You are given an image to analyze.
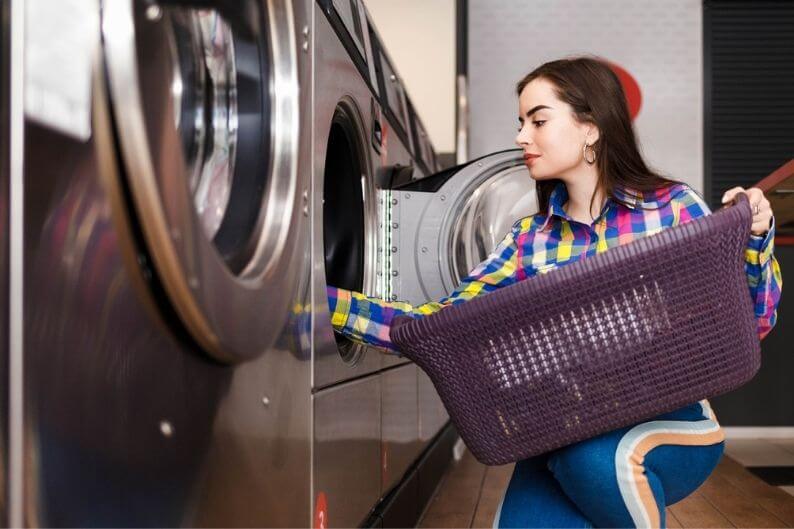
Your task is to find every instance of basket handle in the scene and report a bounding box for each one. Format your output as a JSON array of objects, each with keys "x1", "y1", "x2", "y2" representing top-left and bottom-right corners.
[{"x1": 717, "y1": 190, "x2": 750, "y2": 211}]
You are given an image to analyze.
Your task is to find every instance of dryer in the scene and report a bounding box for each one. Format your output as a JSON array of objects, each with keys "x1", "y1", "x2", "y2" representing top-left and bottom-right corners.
[{"x1": 17, "y1": 0, "x2": 314, "y2": 525}]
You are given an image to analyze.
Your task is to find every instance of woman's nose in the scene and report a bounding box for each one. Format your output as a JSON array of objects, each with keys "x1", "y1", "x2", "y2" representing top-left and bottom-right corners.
[{"x1": 515, "y1": 129, "x2": 529, "y2": 147}]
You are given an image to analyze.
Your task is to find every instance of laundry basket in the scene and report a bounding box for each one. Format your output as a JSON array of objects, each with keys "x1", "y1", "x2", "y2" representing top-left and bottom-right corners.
[{"x1": 389, "y1": 192, "x2": 761, "y2": 465}]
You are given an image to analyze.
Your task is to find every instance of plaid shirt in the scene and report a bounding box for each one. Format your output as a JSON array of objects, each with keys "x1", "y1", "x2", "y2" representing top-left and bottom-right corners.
[{"x1": 327, "y1": 181, "x2": 782, "y2": 353}]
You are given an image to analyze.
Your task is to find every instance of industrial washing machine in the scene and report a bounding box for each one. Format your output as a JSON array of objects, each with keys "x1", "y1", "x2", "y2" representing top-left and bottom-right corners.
[
  {"x1": 12, "y1": 0, "x2": 314, "y2": 525},
  {"x1": 310, "y1": 0, "x2": 447, "y2": 525}
]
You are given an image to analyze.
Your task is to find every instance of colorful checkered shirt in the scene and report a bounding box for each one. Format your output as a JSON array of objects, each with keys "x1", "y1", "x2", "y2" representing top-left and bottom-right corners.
[{"x1": 326, "y1": 181, "x2": 782, "y2": 353}]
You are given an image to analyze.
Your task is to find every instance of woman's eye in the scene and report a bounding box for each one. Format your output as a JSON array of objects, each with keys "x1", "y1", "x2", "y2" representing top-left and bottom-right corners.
[{"x1": 533, "y1": 120, "x2": 546, "y2": 127}]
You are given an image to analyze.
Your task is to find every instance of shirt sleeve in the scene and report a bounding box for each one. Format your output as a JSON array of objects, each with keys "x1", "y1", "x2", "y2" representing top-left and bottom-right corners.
[
  {"x1": 672, "y1": 184, "x2": 782, "y2": 340},
  {"x1": 326, "y1": 218, "x2": 525, "y2": 352}
]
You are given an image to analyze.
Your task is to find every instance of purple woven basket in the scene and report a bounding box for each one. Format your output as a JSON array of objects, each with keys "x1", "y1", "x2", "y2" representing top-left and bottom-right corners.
[{"x1": 390, "y1": 193, "x2": 761, "y2": 465}]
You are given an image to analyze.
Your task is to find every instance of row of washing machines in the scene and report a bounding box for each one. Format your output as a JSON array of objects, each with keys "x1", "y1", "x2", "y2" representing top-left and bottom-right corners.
[{"x1": 0, "y1": 0, "x2": 538, "y2": 526}]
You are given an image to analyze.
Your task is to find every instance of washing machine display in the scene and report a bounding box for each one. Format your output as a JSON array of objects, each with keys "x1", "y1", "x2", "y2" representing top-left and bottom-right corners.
[{"x1": 102, "y1": 0, "x2": 303, "y2": 362}]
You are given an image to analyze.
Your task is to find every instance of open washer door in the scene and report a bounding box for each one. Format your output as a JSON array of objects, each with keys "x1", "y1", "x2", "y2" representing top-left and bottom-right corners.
[
  {"x1": 101, "y1": 0, "x2": 303, "y2": 362},
  {"x1": 387, "y1": 149, "x2": 537, "y2": 306}
]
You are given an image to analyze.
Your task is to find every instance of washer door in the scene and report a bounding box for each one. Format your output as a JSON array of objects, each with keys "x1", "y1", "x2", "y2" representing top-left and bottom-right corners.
[
  {"x1": 101, "y1": 0, "x2": 303, "y2": 362},
  {"x1": 388, "y1": 149, "x2": 537, "y2": 305}
]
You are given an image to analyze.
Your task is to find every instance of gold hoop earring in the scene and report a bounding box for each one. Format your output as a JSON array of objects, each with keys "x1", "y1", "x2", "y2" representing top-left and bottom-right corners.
[{"x1": 583, "y1": 142, "x2": 596, "y2": 164}]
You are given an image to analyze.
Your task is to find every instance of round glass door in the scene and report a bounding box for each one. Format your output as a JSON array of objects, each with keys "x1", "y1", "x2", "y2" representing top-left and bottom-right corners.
[{"x1": 102, "y1": 0, "x2": 303, "y2": 362}]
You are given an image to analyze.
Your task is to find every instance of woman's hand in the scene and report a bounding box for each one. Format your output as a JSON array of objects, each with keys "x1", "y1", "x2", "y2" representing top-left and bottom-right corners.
[{"x1": 721, "y1": 186, "x2": 773, "y2": 236}]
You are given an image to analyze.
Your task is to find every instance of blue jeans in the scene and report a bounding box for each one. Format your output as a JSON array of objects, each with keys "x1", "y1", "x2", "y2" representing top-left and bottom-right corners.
[{"x1": 493, "y1": 400, "x2": 725, "y2": 528}]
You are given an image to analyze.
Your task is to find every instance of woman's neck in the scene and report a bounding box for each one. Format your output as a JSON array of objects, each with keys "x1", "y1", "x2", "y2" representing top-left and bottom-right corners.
[{"x1": 562, "y1": 181, "x2": 607, "y2": 225}]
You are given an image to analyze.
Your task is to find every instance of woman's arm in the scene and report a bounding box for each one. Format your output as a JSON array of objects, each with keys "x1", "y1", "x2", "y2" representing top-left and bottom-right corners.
[
  {"x1": 326, "y1": 218, "x2": 526, "y2": 352},
  {"x1": 673, "y1": 185, "x2": 782, "y2": 340}
]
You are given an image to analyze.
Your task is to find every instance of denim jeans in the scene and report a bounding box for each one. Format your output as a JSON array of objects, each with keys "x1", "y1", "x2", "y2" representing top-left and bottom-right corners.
[{"x1": 493, "y1": 400, "x2": 725, "y2": 528}]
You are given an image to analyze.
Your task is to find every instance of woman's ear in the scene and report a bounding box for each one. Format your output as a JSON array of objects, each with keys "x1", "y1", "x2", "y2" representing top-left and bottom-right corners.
[{"x1": 586, "y1": 125, "x2": 600, "y2": 145}]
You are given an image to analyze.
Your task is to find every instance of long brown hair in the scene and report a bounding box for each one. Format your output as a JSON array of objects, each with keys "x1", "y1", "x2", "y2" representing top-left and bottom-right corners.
[{"x1": 516, "y1": 55, "x2": 684, "y2": 215}]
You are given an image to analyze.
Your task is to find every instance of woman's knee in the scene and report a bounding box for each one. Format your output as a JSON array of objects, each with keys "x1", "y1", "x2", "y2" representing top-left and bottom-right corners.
[
  {"x1": 546, "y1": 437, "x2": 621, "y2": 496},
  {"x1": 647, "y1": 440, "x2": 726, "y2": 505}
]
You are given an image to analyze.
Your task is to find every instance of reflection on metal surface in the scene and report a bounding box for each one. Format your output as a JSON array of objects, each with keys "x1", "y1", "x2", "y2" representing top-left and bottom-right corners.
[
  {"x1": 168, "y1": 9, "x2": 238, "y2": 241},
  {"x1": 450, "y1": 165, "x2": 536, "y2": 280}
]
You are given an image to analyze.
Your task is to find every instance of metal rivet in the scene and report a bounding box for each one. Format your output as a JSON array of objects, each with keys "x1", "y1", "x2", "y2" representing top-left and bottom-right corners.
[
  {"x1": 302, "y1": 25, "x2": 309, "y2": 36},
  {"x1": 390, "y1": 74, "x2": 397, "y2": 82},
  {"x1": 405, "y1": 193, "x2": 411, "y2": 199},
  {"x1": 440, "y1": 195, "x2": 446, "y2": 201},
  {"x1": 392, "y1": 222, "x2": 399, "y2": 229},
  {"x1": 302, "y1": 41, "x2": 309, "y2": 52},
  {"x1": 262, "y1": 396, "x2": 270, "y2": 407},
  {"x1": 303, "y1": 205, "x2": 309, "y2": 216},
  {"x1": 391, "y1": 294, "x2": 398, "y2": 301},
  {"x1": 377, "y1": 271, "x2": 383, "y2": 276},
  {"x1": 391, "y1": 198, "x2": 398, "y2": 205},
  {"x1": 421, "y1": 247, "x2": 428, "y2": 253},
  {"x1": 145, "y1": 5, "x2": 162, "y2": 21},
  {"x1": 303, "y1": 189, "x2": 309, "y2": 201},
  {"x1": 477, "y1": 162, "x2": 483, "y2": 167},
  {"x1": 391, "y1": 246, "x2": 397, "y2": 252},
  {"x1": 379, "y1": 198, "x2": 383, "y2": 204},
  {"x1": 160, "y1": 420, "x2": 173, "y2": 437},
  {"x1": 391, "y1": 270, "x2": 399, "y2": 276}
]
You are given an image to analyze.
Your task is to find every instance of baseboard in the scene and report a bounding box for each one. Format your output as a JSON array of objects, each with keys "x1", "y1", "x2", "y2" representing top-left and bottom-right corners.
[{"x1": 723, "y1": 427, "x2": 794, "y2": 439}]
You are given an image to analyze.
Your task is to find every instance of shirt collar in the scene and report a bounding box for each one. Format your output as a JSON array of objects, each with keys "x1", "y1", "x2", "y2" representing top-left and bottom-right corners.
[{"x1": 537, "y1": 181, "x2": 643, "y2": 232}]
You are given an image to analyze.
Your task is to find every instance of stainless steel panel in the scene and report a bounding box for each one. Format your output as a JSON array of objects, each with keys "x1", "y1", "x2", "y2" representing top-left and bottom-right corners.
[
  {"x1": 380, "y1": 363, "x2": 419, "y2": 495},
  {"x1": 377, "y1": 51, "x2": 408, "y2": 136},
  {"x1": 418, "y1": 370, "x2": 448, "y2": 445},
  {"x1": 330, "y1": 0, "x2": 366, "y2": 60},
  {"x1": 314, "y1": 374, "x2": 381, "y2": 528},
  {"x1": 312, "y1": 4, "x2": 384, "y2": 387}
]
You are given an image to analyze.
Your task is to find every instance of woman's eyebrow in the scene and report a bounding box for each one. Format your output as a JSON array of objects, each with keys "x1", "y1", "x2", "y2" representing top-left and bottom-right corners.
[
  {"x1": 518, "y1": 105, "x2": 552, "y2": 121},
  {"x1": 526, "y1": 105, "x2": 552, "y2": 117}
]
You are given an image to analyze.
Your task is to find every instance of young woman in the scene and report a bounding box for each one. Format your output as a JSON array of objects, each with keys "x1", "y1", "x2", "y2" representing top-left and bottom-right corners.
[{"x1": 326, "y1": 56, "x2": 782, "y2": 528}]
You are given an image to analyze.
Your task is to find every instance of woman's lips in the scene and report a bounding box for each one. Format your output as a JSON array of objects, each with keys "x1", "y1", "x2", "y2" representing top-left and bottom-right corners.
[{"x1": 524, "y1": 154, "x2": 540, "y2": 165}]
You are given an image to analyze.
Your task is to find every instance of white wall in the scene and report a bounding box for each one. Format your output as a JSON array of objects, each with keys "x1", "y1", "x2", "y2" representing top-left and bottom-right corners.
[
  {"x1": 362, "y1": 0, "x2": 456, "y2": 154},
  {"x1": 468, "y1": 0, "x2": 704, "y2": 193}
]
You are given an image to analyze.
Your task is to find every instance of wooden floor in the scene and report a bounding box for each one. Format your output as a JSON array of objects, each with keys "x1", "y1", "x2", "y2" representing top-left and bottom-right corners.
[{"x1": 418, "y1": 445, "x2": 794, "y2": 528}]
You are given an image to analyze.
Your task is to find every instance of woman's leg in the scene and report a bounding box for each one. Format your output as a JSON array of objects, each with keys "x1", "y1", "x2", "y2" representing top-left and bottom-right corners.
[
  {"x1": 546, "y1": 399, "x2": 725, "y2": 528},
  {"x1": 494, "y1": 453, "x2": 594, "y2": 528}
]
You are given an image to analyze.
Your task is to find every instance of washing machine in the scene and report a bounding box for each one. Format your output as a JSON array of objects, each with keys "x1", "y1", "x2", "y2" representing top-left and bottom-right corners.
[
  {"x1": 15, "y1": 0, "x2": 314, "y2": 525},
  {"x1": 308, "y1": 1, "x2": 541, "y2": 526},
  {"x1": 309, "y1": 0, "x2": 450, "y2": 526}
]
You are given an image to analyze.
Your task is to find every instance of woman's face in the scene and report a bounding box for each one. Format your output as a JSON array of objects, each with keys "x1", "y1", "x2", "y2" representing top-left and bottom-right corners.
[{"x1": 514, "y1": 78, "x2": 597, "y2": 181}]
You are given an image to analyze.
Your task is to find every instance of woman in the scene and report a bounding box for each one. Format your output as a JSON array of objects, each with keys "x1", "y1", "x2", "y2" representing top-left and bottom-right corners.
[{"x1": 326, "y1": 56, "x2": 782, "y2": 528}]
